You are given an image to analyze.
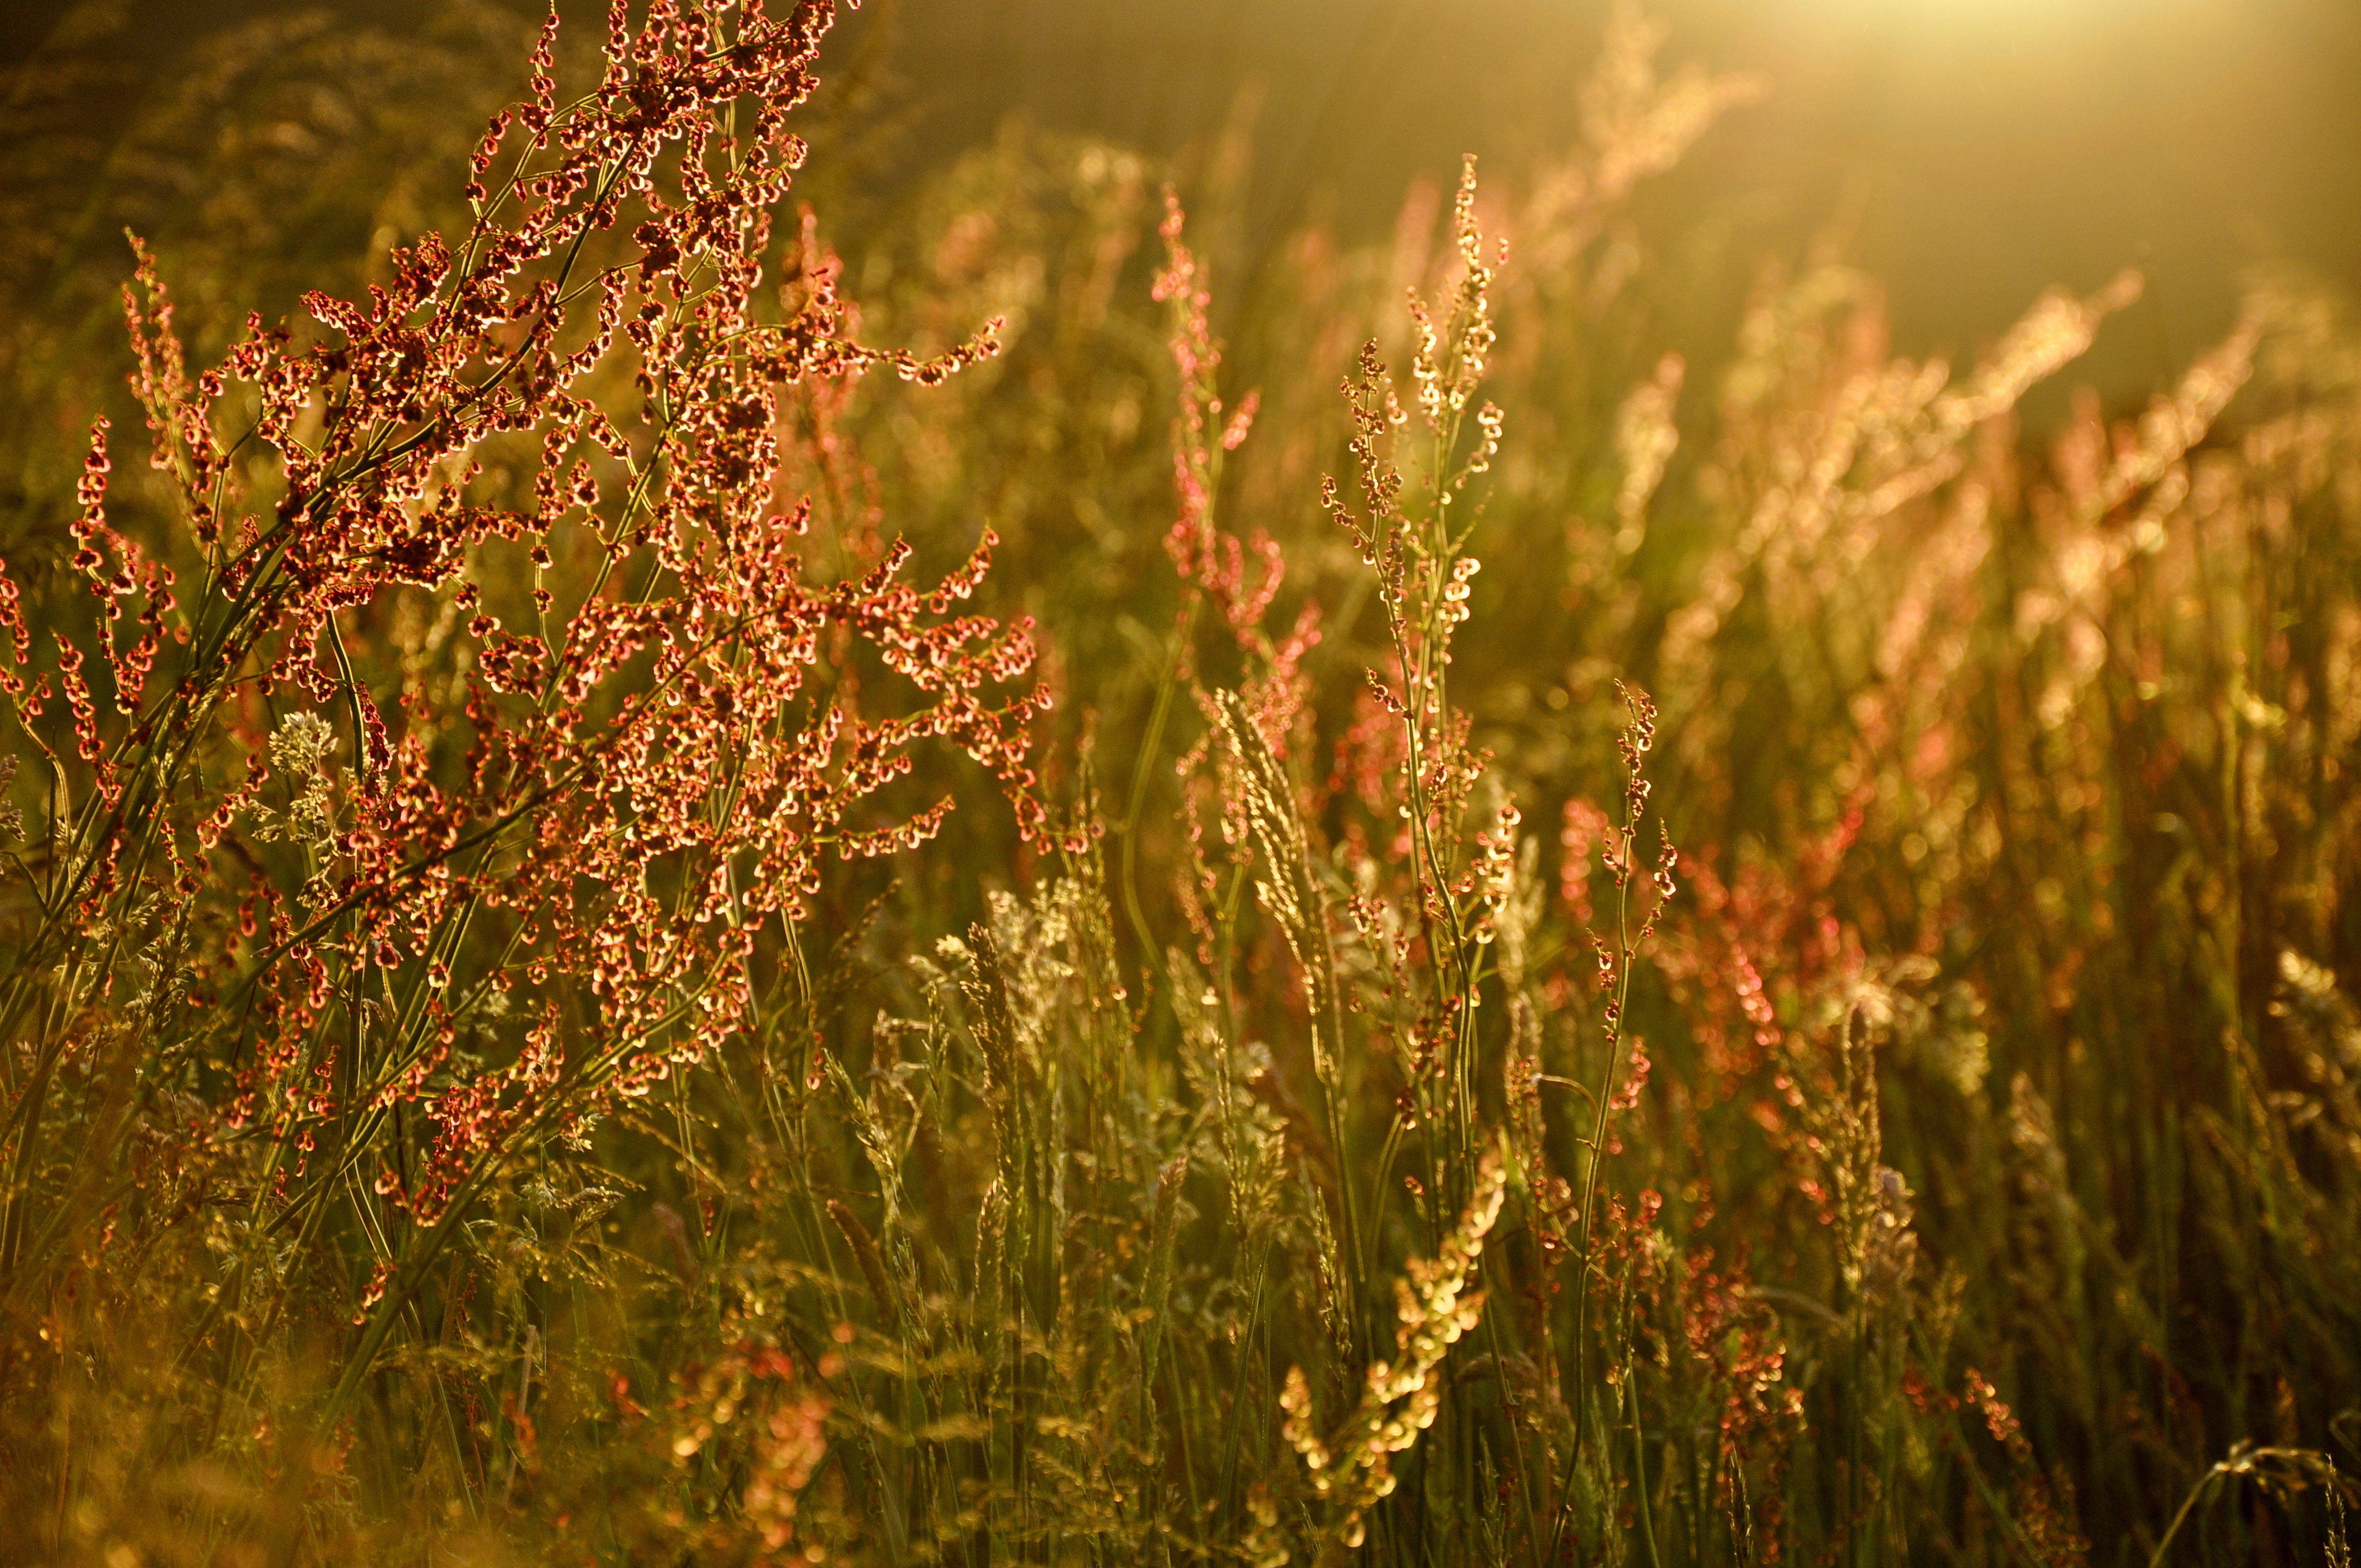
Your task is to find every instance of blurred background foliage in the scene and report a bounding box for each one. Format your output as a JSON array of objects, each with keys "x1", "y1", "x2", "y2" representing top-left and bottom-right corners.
[{"x1": 8, "y1": 0, "x2": 2360, "y2": 418}]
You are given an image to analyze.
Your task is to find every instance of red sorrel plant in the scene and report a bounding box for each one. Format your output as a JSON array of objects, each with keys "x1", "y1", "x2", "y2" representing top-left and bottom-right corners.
[
  {"x1": 0, "y1": 0, "x2": 1056, "y2": 1495},
  {"x1": 1130, "y1": 187, "x2": 1320, "y2": 984}
]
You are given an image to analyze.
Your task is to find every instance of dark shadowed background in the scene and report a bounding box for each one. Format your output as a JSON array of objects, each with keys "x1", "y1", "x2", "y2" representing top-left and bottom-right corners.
[{"x1": 5, "y1": 0, "x2": 2358, "y2": 421}]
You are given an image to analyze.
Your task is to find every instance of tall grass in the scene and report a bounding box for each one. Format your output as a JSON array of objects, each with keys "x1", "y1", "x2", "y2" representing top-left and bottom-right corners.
[{"x1": 2, "y1": 2, "x2": 2359, "y2": 1564}]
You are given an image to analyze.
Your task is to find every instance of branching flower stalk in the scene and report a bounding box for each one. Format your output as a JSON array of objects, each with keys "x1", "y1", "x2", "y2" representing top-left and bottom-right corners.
[
  {"x1": 1548, "y1": 680, "x2": 1676, "y2": 1562},
  {"x1": 1124, "y1": 189, "x2": 1284, "y2": 980},
  {"x1": 0, "y1": 0, "x2": 1064, "y2": 1419},
  {"x1": 1321, "y1": 155, "x2": 1507, "y2": 1223}
]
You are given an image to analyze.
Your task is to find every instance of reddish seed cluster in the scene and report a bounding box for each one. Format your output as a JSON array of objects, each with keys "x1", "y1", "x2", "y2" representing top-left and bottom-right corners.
[
  {"x1": 1649, "y1": 795, "x2": 1895, "y2": 1215},
  {"x1": 663, "y1": 1333, "x2": 831, "y2": 1553},
  {"x1": 1150, "y1": 191, "x2": 1276, "y2": 638},
  {"x1": 1960, "y1": 1369, "x2": 2093, "y2": 1563},
  {"x1": 1150, "y1": 196, "x2": 1333, "y2": 967},
  {"x1": 1557, "y1": 797, "x2": 1611, "y2": 924},
  {"x1": 0, "y1": 0, "x2": 1066, "y2": 1319}
]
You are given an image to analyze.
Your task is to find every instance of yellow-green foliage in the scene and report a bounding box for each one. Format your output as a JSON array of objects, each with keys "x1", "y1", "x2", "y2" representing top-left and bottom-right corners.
[{"x1": 2, "y1": 3, "x2": 2358, "y2": 1565}]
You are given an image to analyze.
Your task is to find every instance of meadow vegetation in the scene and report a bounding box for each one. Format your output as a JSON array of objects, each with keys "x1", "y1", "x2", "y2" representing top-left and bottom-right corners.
[{"x1": 2, "y1": 1, "x2": 2359, "y2": 1562}]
